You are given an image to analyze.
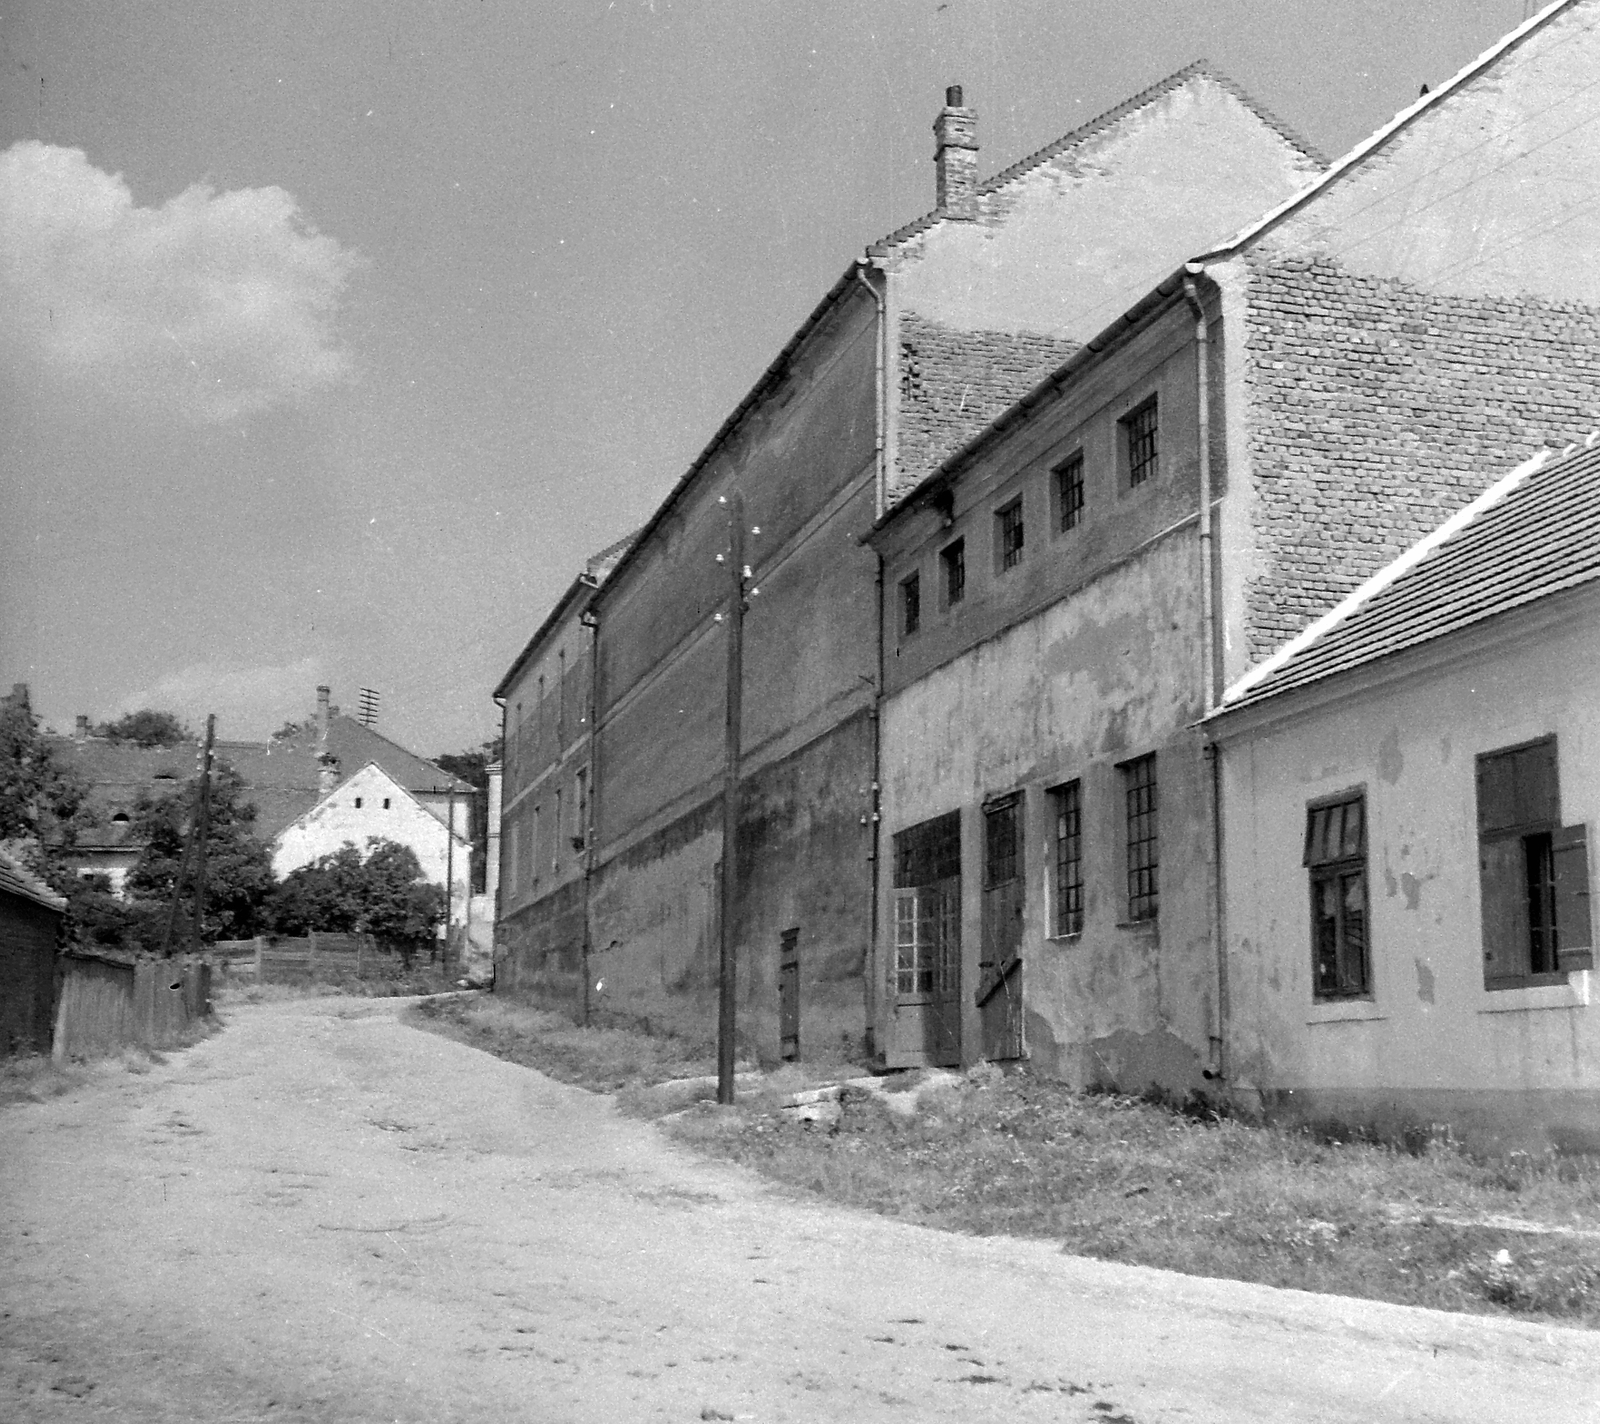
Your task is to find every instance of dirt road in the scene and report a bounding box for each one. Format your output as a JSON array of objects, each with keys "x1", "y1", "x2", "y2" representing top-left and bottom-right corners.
[{"x1": 2, "y1": 996, "x2": 1596, "y2": 1423}]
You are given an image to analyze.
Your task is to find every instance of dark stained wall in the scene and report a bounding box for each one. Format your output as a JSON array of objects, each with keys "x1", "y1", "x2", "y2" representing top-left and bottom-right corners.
[{"x1": 1, "y1": 893, "x2": 60, "y2": 1055}]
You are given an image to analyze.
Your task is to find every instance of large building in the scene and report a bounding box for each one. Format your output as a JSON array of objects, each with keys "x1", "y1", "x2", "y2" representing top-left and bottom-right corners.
[{"x1": 495, "y1": 68, "x2": 1324, "y2": 1058}]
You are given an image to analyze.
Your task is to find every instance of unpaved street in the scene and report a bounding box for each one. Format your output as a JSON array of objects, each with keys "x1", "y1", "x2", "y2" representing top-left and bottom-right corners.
[{"x1": 2, "y1": 997, "x2": 1596, "y2": 1423}]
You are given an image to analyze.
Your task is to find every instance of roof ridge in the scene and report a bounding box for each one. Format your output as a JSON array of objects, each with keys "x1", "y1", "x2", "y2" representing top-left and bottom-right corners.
[
  {"x1": 1190, "y1": 0, "x2": 1582, "y2": 264},
  {"x1": 328, "y1": 712, "x2": 471, "y2": 791},
  {"x1": 1219, "y1": 447, "x2": 1553, "y2": 706},
  {"x1": 869, "y1": 62, "x2": 1324, "y2": 255}
]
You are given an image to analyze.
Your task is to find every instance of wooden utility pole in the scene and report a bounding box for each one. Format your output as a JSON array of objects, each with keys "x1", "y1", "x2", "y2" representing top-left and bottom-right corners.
[
  {"x1": 717, "y1": 494, "x2": 748, "y2": 1105},
  {"x1": 444, "y1": 786, "x2": 456, "y2": 966},
  {"x1": 190, "y1": 715, "x2": 215, "y2": 955}
]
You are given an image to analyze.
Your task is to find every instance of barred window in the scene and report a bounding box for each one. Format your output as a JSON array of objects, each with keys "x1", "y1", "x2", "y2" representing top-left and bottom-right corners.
[
  {"x1": 1051, "y1": 780, "x2": 1083, "y2": 936},
  {"x1": 1122, "y1": 398, "x2": 1159, "y2": 487},
  {"x1": 900, "y1": 570, "x2": 921, "y2": 638},
  {"x1": 1055, "y1": 451, "x2": 1084, "y2": 532},
  {"x1": 996, "y1": 498, "x2": 1024, "y2": 571},
  {"x1": 1122, "y1": 754, "x2": 1158, "y2": 921},
  {"x1": 1305, "y1": 792, "x2": 1369, "y2": 999},
  {"x1": 941, "y1": 539, "x2": 966, "y2": 607}
]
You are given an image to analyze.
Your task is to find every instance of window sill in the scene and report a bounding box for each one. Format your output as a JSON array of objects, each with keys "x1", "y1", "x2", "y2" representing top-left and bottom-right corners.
[
  {"x1": 1305, "y1": 999, "x2": 1384, "y2": 1025},
  {"x1": 1114, "y1": 918, "x2": 1159, "y2": 933},
  {"x1": 1478, "y1": 973, "x2": 1592, "y2": 1013},
  {"x1": 1046, "y1": 930, "x2": 1083, "y2": 944}
]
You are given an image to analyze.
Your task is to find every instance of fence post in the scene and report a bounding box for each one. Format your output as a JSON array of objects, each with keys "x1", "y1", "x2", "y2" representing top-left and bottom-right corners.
[
  {"x1": 254, "y1": 936, "x2": 263, "y2": 980},
  {"x1": 308, "y1": 930, "x2": 318, "y2": 984}
]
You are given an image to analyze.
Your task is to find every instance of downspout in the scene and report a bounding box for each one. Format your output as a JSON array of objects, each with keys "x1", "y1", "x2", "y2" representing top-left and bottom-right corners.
[
  {"x1": 580, "y1": 594, "x2": 600, "y2": 1028},
  {"x1": 855, "y1": 260, "x2": 888, "y2": 1057},
  {"x1": 491, "y1": 693, "x2": 506, "y2": 993},
  {"x1": 1183, "y1": 272, "x2": 1228, "y2": 1085}
]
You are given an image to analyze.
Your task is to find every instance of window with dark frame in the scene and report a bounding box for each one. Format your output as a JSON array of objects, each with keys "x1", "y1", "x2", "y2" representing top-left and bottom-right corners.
[
  {"x1": 1477, "y1": 737, "x2": 1594, "y2": 986},
  {"x1": 1051, "y1": 780, "x2": 1084, "y2": 936},
  {"x1": 1055, "y1": 451, "x2": 1085, "y2": 532},
  {"x1": 553, "y1": 789, "x2": 563, "y2": 871},
  {"x1": 996, "y1": 497, "x2": 1024, "y2": 571},
  {"x1": 1122, "y1": 397, "x2": 1159, "y2": 487},
  {"x1": 1305, "y1": 792, "x2": 1370, "y2": 1000},
  {"x1": 891, "y1": 811, "x2": 961, "y2": 1000},
  {"x1": 900, "y1": 570, "x2": 921, "y2": 637},
  {"x1": 1122, "y1": 754, "x2": 1158, "y2": 921},
  {"x1": 941, "y1": 539, "x2": 966, "y2": 607}
]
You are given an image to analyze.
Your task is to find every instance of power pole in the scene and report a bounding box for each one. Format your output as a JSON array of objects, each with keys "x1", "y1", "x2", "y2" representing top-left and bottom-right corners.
[
  {"x1": 718, "y1": 494, "x2": 750, "y2": 1105},
  {"x1": 190, "y1": 714, "x2": 215, "y2": 955},
  {"x1": 444, "y1": 786, "x2": 456, "y2": 966}
]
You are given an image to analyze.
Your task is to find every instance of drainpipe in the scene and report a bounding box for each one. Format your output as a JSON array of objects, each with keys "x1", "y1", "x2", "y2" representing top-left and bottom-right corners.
[
  {"x1": 855, "y1": 259, "x2": 888, "y2": 1056},
  {"x1": 1183, "y1": 272, "x2": 1228, "y2": 1085}
]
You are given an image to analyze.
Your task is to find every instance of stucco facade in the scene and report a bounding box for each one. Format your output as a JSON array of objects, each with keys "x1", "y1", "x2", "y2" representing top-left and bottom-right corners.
[{"x1": 1213, "y1": 584, "x2": 1600, "y2": 1154}]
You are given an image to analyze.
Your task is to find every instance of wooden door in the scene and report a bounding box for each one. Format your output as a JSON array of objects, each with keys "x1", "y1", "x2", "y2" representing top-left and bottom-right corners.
[
  {"x1": 979, "y1": 796, "x2": 1024, "y2": 1061},
  {"x1": 886, "y1": 810, "x2": 962, "y2": 1068},
  {"x1": 778, "y1": 927, "x2": 800, "y2": 1061}
]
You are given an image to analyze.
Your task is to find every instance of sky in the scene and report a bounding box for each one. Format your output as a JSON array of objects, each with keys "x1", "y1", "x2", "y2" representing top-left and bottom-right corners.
[{"x1": 0, "y1": 0, "x2": 1543, "y2": 756}]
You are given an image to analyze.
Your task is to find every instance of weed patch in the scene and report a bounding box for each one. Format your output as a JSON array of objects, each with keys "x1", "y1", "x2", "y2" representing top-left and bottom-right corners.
[{"x1": 0, "y1": 1054, "x2": 89, "y2": 1106}]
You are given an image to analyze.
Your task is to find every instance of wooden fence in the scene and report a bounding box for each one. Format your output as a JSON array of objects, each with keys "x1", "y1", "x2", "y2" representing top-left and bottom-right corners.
[
  {"x1": 212, "y1": 933, "x2": 453, "y2": 985},
  {"x1": 52, "y1": 952, "x2": 212, "y2": 1062}
]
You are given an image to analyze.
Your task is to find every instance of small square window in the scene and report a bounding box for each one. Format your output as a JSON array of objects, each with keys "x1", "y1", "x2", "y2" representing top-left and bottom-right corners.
[
  {"x1": 940, "y1": 539, "x2": 966, "y2": 607},
  {"x1": 1122, "y1": 398, "x2": 1159, "y2": 487},
  {"x1": 354, "y1": 797, "x2": 363, "y2": 809},
  {"x1": 899, "y1": 570, "x2": 921, "y2": 637},
  {"x1": 995, "y1": 498, "x2": 1024, "y2": 571},
  {"x1": 1055, "y1": 452, "x2": 1084, "y2": 532},
  {"x1": 382, "y1": 797, "x2": 391, "y2": 809}
]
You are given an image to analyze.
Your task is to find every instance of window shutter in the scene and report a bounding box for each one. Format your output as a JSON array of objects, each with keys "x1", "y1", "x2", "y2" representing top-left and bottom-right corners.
[
  {"x1": 1479, "y1": 837, "x2": 1528, "y2": 986},
  {"x1": 1554, "y1": 823, "x2": 1594, "y2": 972}
]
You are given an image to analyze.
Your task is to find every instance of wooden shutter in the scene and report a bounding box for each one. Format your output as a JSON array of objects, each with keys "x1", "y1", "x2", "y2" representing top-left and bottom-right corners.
[
  {"x1": 1479, "y1": 836, "x2": 1528, "y2": 986},
  {"x1": 1555, "y1": 823, "x2": 1594, "y2": 972}
]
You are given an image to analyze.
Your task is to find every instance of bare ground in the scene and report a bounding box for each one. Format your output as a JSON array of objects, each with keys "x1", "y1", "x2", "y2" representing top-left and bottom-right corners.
[{"x1": 2, "y1": 996, "x2": 1597, "y2": 1423}]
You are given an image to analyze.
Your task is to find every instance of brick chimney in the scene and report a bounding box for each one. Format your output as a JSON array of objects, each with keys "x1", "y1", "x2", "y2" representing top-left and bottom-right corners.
[
  {"x1": 315, "y1": 684, "x2": 331, "y2": 737},
  {"x1": 934, "y1": 84, "x2": 978, "y2": 218},
  {"x1": 317, "y1": 752, "x2": 340, "y2": 795},
  {"x1": 74, "y1": 714, "x2": 89, "y2": 740}
]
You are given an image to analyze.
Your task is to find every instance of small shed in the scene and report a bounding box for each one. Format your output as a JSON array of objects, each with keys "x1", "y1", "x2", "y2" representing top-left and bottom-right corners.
[{"x1": 0, "y1": 850, "x2": 67, "y2": 1055}]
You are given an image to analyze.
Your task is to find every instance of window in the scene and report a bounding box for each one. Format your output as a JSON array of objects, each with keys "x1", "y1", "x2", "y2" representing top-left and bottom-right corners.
[
  {"x1": 557, "y1": 650, "x2": 566, "y2": 743},
  {"x1": 1122, "y1": 754, "x2": 1158, "y2": 921},
  {"x1": 1051, "y1": 781, "x2": 1084, "y2": 936},
  {"x1": 507, "y1": 822, "x2": 521, "y2": 897},
  {"x1": 940, "y1": 539, "x2": 966, "y2": 607},
  {"x1": 900, "y1": 570, "x2": 921, "y2": 638},
  {"x1": 1477, "y1": 737, "x2": 1593, "y2": 986},
  {"x1": 995, "y1": 497, "x2": 1024, "y2": 571},
  {"x1": 574, "y1": 767, "x2": 588, "y2": 850},
  {"x1": 891, "y1": 811, "x2": 961, "y2": 1000},
  {"x1": 531, "y1": 804, "x2": 541, "y2": 884},
  {"x1": 354, "y1": 797, "x2": 363, "y2": 809},
  {"x1": 1122, "y1": 397, "x2": 1159, "y2": 487},
  {"x1": 553, "y1": 789, "x2": 563, "y2": 871},
  {"x1": 1305, "y1": 793, "x2": 1370, "y2": 999},
  {"x1": 382, "y1": 797, "x2": 391, "y2": 809},
  {"x1": 1055, "y1": 451, "x2": 1085, "y2": 532}
]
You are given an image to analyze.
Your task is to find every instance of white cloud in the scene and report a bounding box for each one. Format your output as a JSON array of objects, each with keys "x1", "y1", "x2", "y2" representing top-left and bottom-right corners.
[
  {"x1": 111, "y1": 657, "x2": 324, "y2": 741},
  {"x1": 0, "y1": 143, "x2": 361, "y2": 422}
]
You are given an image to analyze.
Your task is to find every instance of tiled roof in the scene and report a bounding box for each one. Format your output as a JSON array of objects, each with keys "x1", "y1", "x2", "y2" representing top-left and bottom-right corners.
[
  {"x1": 1219, "y1": 439, "x2": 1600, "y2": 712},
  {"x1": 868, "y1": 62, "x2": 1324, "y2": 255},
  {"x1": 0, "y1": 848, "x2": 67, "y2": 913}
]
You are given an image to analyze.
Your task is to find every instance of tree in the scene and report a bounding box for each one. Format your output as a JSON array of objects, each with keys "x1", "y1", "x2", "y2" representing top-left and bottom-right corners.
[
  {"x1": 95, "y1": 709, "x2": 190, "y2": 746},
  {"x1": 267, "y1": 838, "x2": 446, "y2": 954},
  {"x1": 0, "y1": 691, "x2": 86, "y2": 844},
  {"x1": 433, "y1": 736, "x2": 502, "y2": 892},
  {"x1": 126, "y1": 760, "x2": 276, "y2": 942}
]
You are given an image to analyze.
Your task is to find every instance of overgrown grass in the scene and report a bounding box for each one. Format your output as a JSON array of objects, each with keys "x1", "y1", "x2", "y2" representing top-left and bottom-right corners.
[
  {"x1": 669, "y1": 1072, "x2": 1600, "y2": 1327},
  {"x1": 406, "y1": 994, "x2": 722, "y2": 1093},
  {"x1": 0, "y1": 1053, "x2": 90, "y2": 1106},
  {"x1": 213, "y1": 960, "x2": 459, "y2": 1004}
]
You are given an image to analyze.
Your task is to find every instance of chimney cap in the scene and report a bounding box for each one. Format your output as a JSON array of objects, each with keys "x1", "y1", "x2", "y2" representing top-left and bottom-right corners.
[{"x1": 945, "y1": 84, "x2": 963, "y2": 107}]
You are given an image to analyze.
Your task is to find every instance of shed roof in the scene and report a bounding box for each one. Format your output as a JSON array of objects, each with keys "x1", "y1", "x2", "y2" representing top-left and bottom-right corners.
[
  {"x1": 0, "y1": 848, "x2": 67, "y2": 913},
  {"x1": 1218, "y1": 438, "x2": 1600, "y2": 713}
]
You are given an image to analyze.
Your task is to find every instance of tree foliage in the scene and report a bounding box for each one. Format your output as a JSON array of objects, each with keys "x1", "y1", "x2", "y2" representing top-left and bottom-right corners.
[
  {"x1": 0, "y1": 695, "x2": 86, "y2": 843},
  {"x1": 95, "y1": 709, "x2": 190, "y2": 746},
  {"x1": 126, "y1": 761, "x2": 276, "y2": 942},
  {"x1": 267, "y1": 838, "x2": 445, "y2": 946}
]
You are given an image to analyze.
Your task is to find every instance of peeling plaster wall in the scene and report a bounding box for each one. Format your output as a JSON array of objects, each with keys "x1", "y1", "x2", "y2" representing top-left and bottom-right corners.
[
  {"x1": 1218, "y1": 591, "x2": 1600, "y2": 1154},
  {"x1": 1218, "y1": 4, "x2": 1600, "y2": 679}
]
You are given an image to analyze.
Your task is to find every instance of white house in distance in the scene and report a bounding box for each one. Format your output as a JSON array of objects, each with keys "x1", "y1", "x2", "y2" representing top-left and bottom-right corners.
[
  {"x1": 1208, "y1": 440, "x2": 1600, "y2": 1154},
  {"x1": 272, "y1": 762, "x2": 473, "y2": 938}
]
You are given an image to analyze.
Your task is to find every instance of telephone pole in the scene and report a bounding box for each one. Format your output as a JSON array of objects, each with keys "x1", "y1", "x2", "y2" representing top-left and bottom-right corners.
[
  {"x1": 718, "y1": 494, "x2": 750, "y2": 1105},
  {"x1": 190, "y1": 715, "x2": 215, "y2": 955}
]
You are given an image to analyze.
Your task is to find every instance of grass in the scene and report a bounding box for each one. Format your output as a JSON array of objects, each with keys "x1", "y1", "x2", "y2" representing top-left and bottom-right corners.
[
  {"x1": 667, "y1": 1071, "x2": 1600, "y2": 1328},
  {"x1": 213, "y1": 960, "x2": 460, "y2": 1004},
  {"x1": 0, "y1": 1053, "x2": 91, "y2": 1106},
  {"x1": 406, "y1": 994, "x2": 726, "y2": 1094},
  {"x1": 407, "y1": 998, "x2": 1600, "y2": 1328}
]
